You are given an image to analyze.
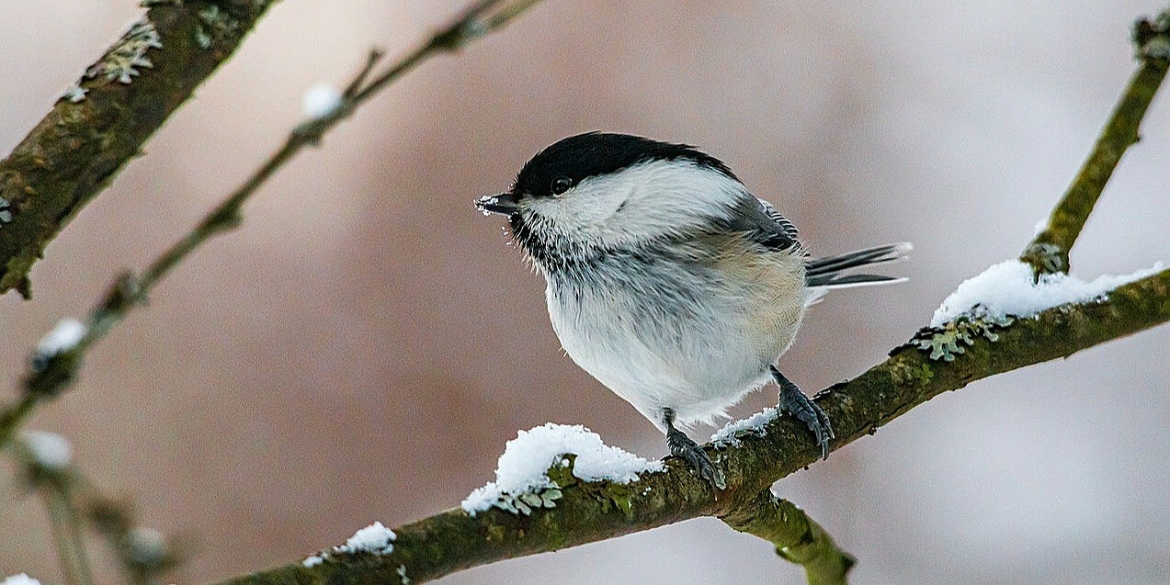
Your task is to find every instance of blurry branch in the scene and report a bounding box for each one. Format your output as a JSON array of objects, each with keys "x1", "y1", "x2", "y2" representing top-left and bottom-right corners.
[
  {"x1": 0, "y1": 0, "x2": 280, "y2": 298},
  {"x1": 1022, "y1": 11, "x2": 1170, "y2": 275},
  {"x1": 206, "y1": 8, "x2": 1170, "y2": 585},
  {"x1": 41, "y1": 477, "x2": 94, "y2": 585},
  {"x1": 0, "y1": 0, "x2": 548, "y2": 451},
  {"x1": 0, "y1": 0, "x2": 544, "y2": 297},
  {"x1": 9, "y1": 434, "x2": 186, "y2": 585}
]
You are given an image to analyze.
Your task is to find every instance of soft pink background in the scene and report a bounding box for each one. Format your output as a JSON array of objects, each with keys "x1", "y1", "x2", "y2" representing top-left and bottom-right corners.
[{"x1": 3, "y1": 2, "x2": 1169, "y2": 584}]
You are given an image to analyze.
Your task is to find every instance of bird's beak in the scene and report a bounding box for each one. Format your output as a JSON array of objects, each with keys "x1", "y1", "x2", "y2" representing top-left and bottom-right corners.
[{"x1": 475, "y1": 192, "x2": 520, "y2": 217}]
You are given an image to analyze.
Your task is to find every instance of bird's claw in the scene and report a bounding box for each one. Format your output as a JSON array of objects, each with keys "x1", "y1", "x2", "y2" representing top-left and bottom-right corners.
[
  {"x1": 775, "y1": 368, "x2": 834, "y2": 459},
  {"x1": 667, "y1": 427, "x2": 727, "y2": 490}
]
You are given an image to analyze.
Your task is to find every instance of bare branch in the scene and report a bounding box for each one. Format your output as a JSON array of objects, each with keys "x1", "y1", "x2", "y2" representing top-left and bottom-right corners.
[
  {"x1": 9, "y1": 434, "x2": 187, "y2": 585},
  {"x1": 1021, "y1": 9, "x2": 1170, "y2": 275},
  {"x1": 721, "y1": 490, "x2": 855, "y2": 585}
]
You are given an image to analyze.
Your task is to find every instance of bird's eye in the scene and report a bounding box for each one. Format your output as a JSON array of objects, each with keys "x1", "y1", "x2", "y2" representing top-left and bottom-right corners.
[{"x1": 550, "y1": 176, "x2": 573, "y2": 195}]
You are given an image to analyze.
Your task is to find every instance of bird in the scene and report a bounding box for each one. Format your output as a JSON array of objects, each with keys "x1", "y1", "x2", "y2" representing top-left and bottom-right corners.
[{"x1": 476, "y1": 132, "x2": 909, "y2": 488}]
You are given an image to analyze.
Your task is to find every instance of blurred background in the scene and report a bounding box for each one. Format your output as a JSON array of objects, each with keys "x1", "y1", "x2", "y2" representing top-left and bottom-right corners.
[{"x1": 3, "y1": 1, "x2": 1170, "y2": 583}]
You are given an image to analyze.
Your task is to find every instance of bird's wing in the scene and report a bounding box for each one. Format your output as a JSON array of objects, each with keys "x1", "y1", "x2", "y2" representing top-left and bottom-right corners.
[
  {"x1": 730, "y1": 196, "x2": 800, "y2": 252},
  {"x1": 755, "y1": 197, "x2": 798, "y2": 241}
]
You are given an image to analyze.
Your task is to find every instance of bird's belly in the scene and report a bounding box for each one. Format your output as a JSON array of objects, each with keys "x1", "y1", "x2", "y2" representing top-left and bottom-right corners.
[{"x1": 546, "y1": 262, "x2": 805, "y2": 427}]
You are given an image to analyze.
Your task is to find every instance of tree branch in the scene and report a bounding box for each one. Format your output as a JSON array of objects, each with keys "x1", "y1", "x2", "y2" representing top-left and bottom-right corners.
[
  {"x1": 6, "y1": 5, "x2": 1168, "y2": 585},
  {"x1": 0, "y1": 1, "x2": 279, "y2": 298},
  {"x1": 1021, "y1": 10, "x2": 1170, "y2": 275},
  {"x1": 721, "y1": 490, "x2": 855, "y2": 585},
  {"x1": 0, "y1": 0, "x2": 548, "y2": 451},
  {"x1": 203, "y1": 9, "x2": 1170, "y2": 580},
  {"x1": 10, "y1": 433, "x2": 186, "y2": 584},
  {"x1": 201, "y1": 267, "x2": 1170, "y2": 585}
]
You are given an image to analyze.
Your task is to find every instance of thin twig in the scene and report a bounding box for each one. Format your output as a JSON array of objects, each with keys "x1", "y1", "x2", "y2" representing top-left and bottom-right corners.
[
  {"x1": 44, "y1": 488, "x2": 89, "y2": 585},
  {"x1": 10, "y1": 434, "x2": 184, "y2": 585},
  {"x1": 1021, "y1": 9, "x2": 1170, "y2": 275},
  {"x1": 0, "y1": 0, "x2": 547, "y2": 450}
]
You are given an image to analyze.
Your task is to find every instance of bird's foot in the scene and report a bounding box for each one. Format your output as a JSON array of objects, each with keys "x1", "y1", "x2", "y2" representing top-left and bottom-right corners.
[
  {"x1": 664, "y1": 414, "x2": 726, "y2": 489},
  {"x1": 772, "y1": 366, "x2": 834, "y2": 459}
]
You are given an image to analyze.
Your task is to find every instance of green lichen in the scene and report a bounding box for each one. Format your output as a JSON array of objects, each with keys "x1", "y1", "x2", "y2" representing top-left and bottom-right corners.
[
  {"x1": 1020, "y1": 242, "x2": 1065, "y2": 275},
  {"x1": 913, "y1": 308, "x2": 1013, "y2": 361},
  {"x1": 194, "y1": 5, "x2": 241, "y2": 49},
  {"x1": 85, "y1": 20, "x2": 162, "y2": 85},
  {"x1": 1135, "y1": 8, "x2": 1170, "y2": 59},
  {"x1": 490, "y1": 485, "x2": 563, "y2": 516},
  {"x1": 484, "y1": 457, "x2": 573, "y2": 517}
]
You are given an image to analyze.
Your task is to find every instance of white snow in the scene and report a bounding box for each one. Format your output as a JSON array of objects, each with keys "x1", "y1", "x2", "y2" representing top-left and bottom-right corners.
[
  {"x1": 302, "y1": 83, "x2": 343, "y2": 120},
  {"x1": 304, "y1": 521, "x2": 396, "y2": 566},
  {"x1": 35, "y1": 318, "x2": 87, "y2": 356},
  {"x1": 335, "y1": 522, "x2": 396, "y2": 555},
  {"x1": 125, "y1": 527, "x2": 166, "y2": 563},
  {"x1": 710, "y1": 406, "x2": 779, "y2": 446},
  {"x1": 461, "y1": 423, "x2": 665, "y2": 516},
  {"x1": 2, "y1": 576, "x2": 39, "y2": 585},
  {"x1": 23, "y1": 431, "x2": 72, "y2": 469},
  {"x1": 931, "y1": 260, "x2": 1165, "y2": 327}
]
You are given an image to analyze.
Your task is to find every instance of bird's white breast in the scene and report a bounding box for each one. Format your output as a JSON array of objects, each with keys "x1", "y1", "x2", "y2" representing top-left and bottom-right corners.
[{"x1": 544, "y1": 240, "x2": 807, "y2": 429}]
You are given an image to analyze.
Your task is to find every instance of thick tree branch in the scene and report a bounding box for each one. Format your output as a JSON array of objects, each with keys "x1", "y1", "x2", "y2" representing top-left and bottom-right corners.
[
  {"x1": 1022, "y1": 10, "x2": 1170, "y2": 274},
  {"x1": 205, "y1": 267, "x2": 1170, "y2": 585},
  {"x1": 0, "y1": 1, "x2": 279, "y2": 298}
]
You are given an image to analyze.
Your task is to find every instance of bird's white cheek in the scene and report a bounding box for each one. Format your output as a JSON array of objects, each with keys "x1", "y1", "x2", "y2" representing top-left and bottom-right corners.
[{"x1": 528, "y1": 191, "x2": 626, "y2": 236}]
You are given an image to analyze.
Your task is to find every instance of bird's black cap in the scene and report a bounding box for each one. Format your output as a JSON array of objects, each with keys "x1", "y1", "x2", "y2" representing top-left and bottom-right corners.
[{"x1": 510, "y1": 132, "x2": 738, "y2": 198}]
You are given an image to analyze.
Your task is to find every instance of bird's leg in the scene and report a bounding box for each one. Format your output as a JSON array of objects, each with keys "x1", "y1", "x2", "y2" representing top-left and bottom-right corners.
[
  {"x1": 663, "y1": 408, "x2": 726, "y2": 489},
  {"x1": 771, "y1": 365, "x2": 834, "y2": 460}
]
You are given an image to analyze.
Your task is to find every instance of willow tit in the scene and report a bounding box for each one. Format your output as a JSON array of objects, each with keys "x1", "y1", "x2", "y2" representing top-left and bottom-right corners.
[{"x1": 476, "y1": 132, "x2": 909, "y2": 489}]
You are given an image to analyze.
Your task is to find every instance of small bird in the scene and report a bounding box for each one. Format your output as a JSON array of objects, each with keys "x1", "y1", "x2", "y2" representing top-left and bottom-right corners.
[{"x1": 476, "y1": 132, "x2": 908, "y2": 488}]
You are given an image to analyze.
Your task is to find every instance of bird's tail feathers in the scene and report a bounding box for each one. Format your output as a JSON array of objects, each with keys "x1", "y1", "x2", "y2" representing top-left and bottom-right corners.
[{"x1": 806, "y1": 242, "x2": 912, "y2": 290}]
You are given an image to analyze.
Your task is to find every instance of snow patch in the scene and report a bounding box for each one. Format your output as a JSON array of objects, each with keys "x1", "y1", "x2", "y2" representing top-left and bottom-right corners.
[
  {"x1": 35, "y1": 318, "x2": 87, "y2": 356},
  {"x1": 302, "y1": 83, "x2": 343, "y2": 119},
  {"x1": 710, "y1": 407, "x2": 779, "y2": 446},
  {"x1": 336, "y1": 522, "x2": 396, "y2": 555},
  {"x1": 2, "y1": 576, "x2": 40, "y2": 585},
  {"x1": 23, "y1": 431, "x2": 72, "y2": 469},
  {"x1": 931, "y1": 260, "x2": 1164, "y2": 327},
  {"x1": 461, "y1": 423, "x2": 664, "y2": 516},
  {"x1": 304, "y1": 521, "x2": 396, "y2": 566}
]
